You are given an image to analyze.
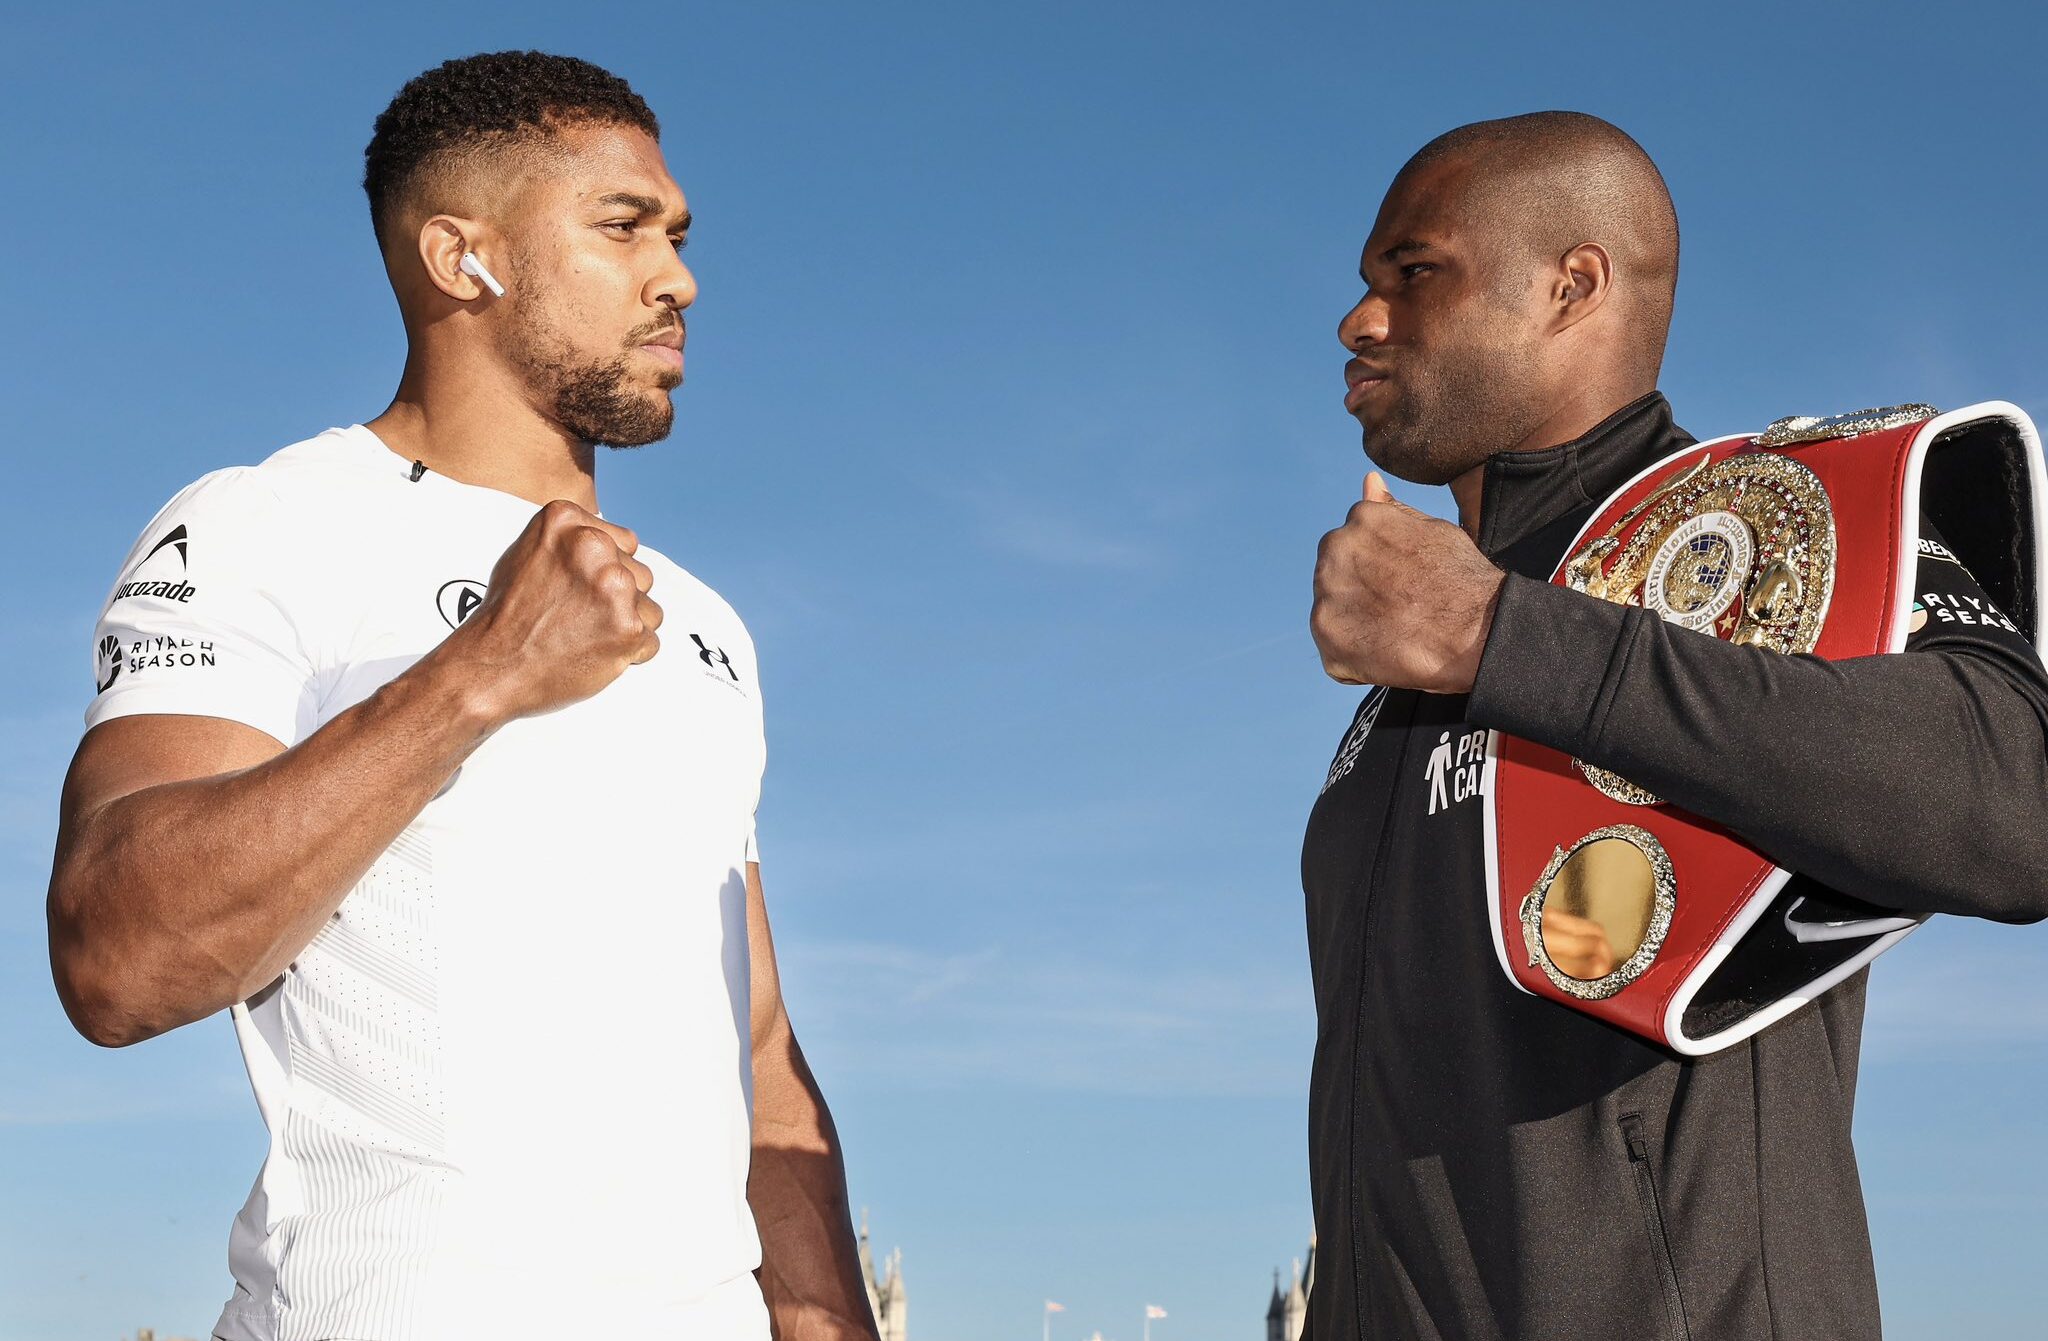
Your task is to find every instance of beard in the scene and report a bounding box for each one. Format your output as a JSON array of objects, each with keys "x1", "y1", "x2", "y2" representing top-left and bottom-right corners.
[
  {"x1": 501, "y1": 289, "x2": 680, "y2": 449},
  {"x1": 545, "y1": 350, "x2": 677, "y2": 449},
  {"x1": 1360, "y1": 333, "x2": 1545, "y2": 486}
]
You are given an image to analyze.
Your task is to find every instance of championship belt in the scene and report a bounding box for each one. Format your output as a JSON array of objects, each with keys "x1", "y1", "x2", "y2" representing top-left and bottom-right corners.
[{"x1": 1482, "y1": 401, "x2": 2046, "y2": 1054}]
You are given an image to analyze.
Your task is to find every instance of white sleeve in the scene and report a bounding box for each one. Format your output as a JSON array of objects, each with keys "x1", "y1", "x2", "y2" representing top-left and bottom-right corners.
[
  {"x1": 84, "y1": 469, "x2": 318, "y2": 748},
  {"x1": 745, "y1": 626, "x2": 763, "y2": 866}
]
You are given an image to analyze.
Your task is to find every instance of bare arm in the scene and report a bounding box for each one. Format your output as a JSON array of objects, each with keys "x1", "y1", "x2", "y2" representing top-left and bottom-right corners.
[
  {"x1": 47, "y1": 500, "x2": 661, "y2": 1046},
  {"x1": 744, "y1": 862, "x2": 880, "y2": 1341}
]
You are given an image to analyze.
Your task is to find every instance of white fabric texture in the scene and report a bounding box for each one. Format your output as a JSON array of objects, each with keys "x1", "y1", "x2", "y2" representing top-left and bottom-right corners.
[{"x1": 86, "y1": 427, "x2": 769, "y2": 1340}]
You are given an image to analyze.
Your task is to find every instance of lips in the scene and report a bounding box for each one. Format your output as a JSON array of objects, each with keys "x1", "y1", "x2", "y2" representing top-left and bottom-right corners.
[
  {"x1": 638, "y1": 344, "x2": 684, "y2": 371},
  {"x1": 1344, "y1": 360, "x2": 1391, "y2": 413}
]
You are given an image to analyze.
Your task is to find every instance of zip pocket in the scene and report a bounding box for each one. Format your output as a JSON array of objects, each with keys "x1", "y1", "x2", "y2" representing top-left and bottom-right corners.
[{"x1": 1621, "y1": 1112, "x2": 1692, "y2": 1341}]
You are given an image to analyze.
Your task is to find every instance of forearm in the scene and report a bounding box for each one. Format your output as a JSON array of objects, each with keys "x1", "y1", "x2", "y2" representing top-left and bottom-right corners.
[
  {"x1": 49, "y1": 649, "x2": 497, "y2": 1044},
  {"x1": 748, "y1": 1026, "x2": 879, "y2": 1341},
  {"x1": 1471, "y1": 574, "x2": 2048, "y2": 921}
]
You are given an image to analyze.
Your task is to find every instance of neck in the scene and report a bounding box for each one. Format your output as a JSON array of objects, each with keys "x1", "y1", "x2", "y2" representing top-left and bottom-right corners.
[
  {"x1": 1450, "y1": 376, "x2": 1656, "y2": 540},
  {"x1": 366, "y1": 344, "x2": 599, "y2": 511}
]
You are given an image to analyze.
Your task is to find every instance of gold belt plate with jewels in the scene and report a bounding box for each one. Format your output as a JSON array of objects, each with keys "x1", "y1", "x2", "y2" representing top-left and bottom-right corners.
[{"x1": 1561, "y1": 451, "x2": 1837, "y2": 805}]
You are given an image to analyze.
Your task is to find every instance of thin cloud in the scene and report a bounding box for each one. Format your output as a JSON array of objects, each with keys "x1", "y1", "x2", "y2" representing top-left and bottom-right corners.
[
  {"x1": 978, "y1": 505, "x2": 1162, "y2": 571},
  {"x1": 783, "y1": 937, "x2": 1311, "y2": 1099}
]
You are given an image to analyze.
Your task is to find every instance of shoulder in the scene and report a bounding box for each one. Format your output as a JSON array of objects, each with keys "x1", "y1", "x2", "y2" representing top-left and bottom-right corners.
[
  {"x1": 111, "y1": 427, "x2": 400, "y2": 613},
  {"x1": 143, "y1": 428, "x2": 389, "y2": 534},
  {"x1": 638, "y1": 544, "x2": 752, "y2": 638}
]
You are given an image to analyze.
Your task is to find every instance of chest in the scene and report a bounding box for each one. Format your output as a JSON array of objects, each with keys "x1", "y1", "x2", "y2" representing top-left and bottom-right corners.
[{"x1": 301, "y1": 522, "x2": 765, "y2": 842}]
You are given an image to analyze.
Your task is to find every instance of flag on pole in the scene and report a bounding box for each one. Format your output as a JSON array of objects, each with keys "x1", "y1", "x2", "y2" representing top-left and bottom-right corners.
[
  {"x1": 1045, "y1": 1301, "x2": 1066, "y2": 1313},
  {"x1": 1146, "y1": 1305, "x2": 1168, "y2": 1319}
]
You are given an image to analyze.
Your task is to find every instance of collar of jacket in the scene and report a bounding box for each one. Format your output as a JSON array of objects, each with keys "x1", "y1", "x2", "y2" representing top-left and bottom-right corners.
[{"x1": 1472, "y1": 392, "x2": 1696, "y2": 563}]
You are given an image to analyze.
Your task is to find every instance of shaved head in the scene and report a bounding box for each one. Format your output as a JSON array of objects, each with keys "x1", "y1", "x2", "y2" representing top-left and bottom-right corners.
[
  {"x1": 1339, "y1": 112, "x2": 1682, "y2": 488},
  {"x1": 1401, "y1": 111, "x2": 1679, "y2": 355}
]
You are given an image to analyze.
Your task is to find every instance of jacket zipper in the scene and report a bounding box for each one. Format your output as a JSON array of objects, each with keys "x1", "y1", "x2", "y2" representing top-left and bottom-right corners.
[{"x1": 1621, "y1": 1111, "x2": 1692, "y2": 1341}]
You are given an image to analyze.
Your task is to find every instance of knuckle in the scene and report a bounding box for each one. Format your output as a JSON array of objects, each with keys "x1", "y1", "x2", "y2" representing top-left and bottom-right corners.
[
  {"x1": 570, "y1": 527, "x2": 619, "y2": 568},
  {"x1": 539, "y1": 498, "x2": 585, "y2": 529},
  {"x1": 1346, "y1": 500, "x2": 1372, "y2": 527}
]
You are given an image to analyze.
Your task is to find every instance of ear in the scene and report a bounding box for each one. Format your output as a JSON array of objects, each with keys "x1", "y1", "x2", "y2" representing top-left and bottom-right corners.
[
  {"x1": 416, "y1": 215, "x2": 495, "y2": 302},
  {"x1": 1551, "y1": 241, "x2": 1613, "y2": 333}
]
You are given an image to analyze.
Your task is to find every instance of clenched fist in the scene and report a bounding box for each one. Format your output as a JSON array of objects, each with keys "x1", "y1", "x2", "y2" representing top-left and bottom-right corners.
[
  {"x1": 1311, "y1": 473, "x2": 1507, "y2": 693},
  {"x1": 441, "y1": 499, "x2": 663, "y2": 723}
]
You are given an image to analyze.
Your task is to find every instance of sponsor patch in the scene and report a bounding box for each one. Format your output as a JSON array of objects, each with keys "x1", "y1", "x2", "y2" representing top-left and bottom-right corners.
[
  {"x1": 1919, "y1": 590, "x2": 2021, "y2": 635},
  {"x1": 94, "y1": 634, "x2": 122, "y2": 694},
  {"x1": 1322, "y1": 686, "x2": 1386, "y2": 794},
  {"x1": 1424, "y1": 726, "x2": 1489, "y2": 815},
  {"x1": 113, "y1": 524, "x2": 198, "y2": 603},
  {"x1": 436, "y1": 579, "x2": 487, "y2": 629},
  {"x1": 116, "y1": 635, "x2": 217, "y2": 676},
  {"x1": 1916, "y1": 535, "x2": 1963, "y2": 566},
  {"x1": 689, "y1": 633, "x2": 745, "y2": 692}
]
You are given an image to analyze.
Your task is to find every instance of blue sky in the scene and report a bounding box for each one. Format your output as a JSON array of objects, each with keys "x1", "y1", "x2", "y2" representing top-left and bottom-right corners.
[{"x1": 3, "y1": 1, "x2": 2046, "y2": 1337}]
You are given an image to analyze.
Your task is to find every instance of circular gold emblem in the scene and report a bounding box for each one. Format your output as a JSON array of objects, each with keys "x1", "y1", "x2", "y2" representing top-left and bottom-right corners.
[
  {"x1": 1518, "y1": 824, "x2": 1677, "y2": 1000},
  {"x1": 1563, "y1": 451, "x2": 1836, "y2": 804}
]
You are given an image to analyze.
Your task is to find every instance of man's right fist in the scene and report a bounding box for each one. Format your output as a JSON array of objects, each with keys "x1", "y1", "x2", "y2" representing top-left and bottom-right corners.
[{"x1": 445, "y1": 499, "x2": 663, "y2": 723}]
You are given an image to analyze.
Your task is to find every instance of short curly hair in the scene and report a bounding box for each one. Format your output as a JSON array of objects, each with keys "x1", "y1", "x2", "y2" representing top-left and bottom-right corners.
[{"x1": 363, "y1": 51, "x2": 659, "y2": 249}]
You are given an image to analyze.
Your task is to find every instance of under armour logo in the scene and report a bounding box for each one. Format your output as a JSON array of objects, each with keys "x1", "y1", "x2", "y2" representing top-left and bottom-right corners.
[{"x1": 691, "y1": 633, "x2": 738, "y2": 682}]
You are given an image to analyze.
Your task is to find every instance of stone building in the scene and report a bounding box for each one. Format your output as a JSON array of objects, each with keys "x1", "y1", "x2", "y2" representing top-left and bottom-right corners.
[
  {"x1": 1264, "y1": 1235, "x2": 1315, "y2": 1341},
  {"x1": 859, "y1": 1209, "x2": 907, "y2": 1341}
]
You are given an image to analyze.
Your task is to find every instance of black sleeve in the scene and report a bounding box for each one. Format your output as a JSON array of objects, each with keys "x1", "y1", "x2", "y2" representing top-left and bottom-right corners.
[{"x1": 1468, "y1": 515, "x2": 2048, "y2": 923}]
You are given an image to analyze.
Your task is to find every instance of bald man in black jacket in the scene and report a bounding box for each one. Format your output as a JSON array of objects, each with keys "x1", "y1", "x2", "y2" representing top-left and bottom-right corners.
[{"x1": 1304, "y1": 111, "x2": 2048, "y2": 1341}]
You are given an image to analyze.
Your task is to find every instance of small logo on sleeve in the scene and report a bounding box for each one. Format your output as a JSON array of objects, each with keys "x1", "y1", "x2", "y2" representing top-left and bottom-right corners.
[
  {"x1": 1917, "y1": 536, "x2": 1963, "y2": 566},
  {"x1": 95, "y1": 635, "x2": 123, "y2": 693},
  {"x1": 97, "y1": 636, "x2": 217, "y2": 687},
  {"x1": 689, "y1": 634, "x2": 742, "y2": 687},
  {"x1": 1918, "y1": 590, "x2": 2021, "y2": 635},
  {"x1": 113, "y1": 524, "x2": 197, "y2": 603}
]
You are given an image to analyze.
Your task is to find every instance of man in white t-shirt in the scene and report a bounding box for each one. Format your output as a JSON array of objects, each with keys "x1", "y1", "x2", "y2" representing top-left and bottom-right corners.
[{"x1": 47, "y1": 52, "x2": 879, "y2": 1341}]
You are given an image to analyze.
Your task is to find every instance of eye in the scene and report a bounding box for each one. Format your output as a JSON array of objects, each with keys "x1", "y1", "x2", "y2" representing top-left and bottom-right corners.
[
  {"x1": 670, "y1": 235, "x2": 690, "y2": 256},
  {"x1": 1400, "y1": 263, "x2": 1434, "y2": 280},
  {"x1": 600, "y1": 220, "x2": 638, "y2": 237}
]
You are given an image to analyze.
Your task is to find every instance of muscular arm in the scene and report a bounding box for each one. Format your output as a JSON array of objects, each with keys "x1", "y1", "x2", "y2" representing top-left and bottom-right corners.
[
  {"x1": 744, "y1": 862, "x2": 879, "y2": 1341},
  {"x1": 47, "y1": 659, "x2": 493, "y2": 1047},
  {"x1": 1469, "y1": 550, "x2": 2048, "y2": 922},
  {"x1": 47, "y1": 500, "x2": 660, "y2": 1047}
]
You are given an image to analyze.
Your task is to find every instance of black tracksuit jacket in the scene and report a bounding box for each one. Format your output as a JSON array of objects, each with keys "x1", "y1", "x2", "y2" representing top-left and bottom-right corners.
[{"x1": 1301, "y1": 393, "x2": 2048, "y2": 1341}]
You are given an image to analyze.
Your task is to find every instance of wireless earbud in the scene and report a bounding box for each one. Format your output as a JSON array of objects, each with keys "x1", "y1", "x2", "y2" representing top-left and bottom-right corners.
[{"x1": 459, "y1": 252, "x2": 507, "y2": 298}]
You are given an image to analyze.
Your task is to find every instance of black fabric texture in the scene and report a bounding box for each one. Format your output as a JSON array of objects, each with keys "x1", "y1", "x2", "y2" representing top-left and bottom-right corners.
[{"x1": 1300, "y1": 393, "x2": 2048, "y2": 1341}]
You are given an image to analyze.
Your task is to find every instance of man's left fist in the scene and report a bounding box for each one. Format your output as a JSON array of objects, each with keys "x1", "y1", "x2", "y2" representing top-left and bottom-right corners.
[{"x1": 1311, "y1": 473, "x2": 1508, "y2": 693}]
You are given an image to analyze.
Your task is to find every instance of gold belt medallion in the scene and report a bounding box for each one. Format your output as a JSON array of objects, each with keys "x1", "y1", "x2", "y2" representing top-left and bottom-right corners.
[{"x1": 1562, "y1": 451, "x2": 1837, "y2": 804}]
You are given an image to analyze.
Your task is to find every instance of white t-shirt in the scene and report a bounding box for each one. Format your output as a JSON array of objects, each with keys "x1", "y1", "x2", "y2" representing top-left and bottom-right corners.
[{"x1": 85, "y1": 427, "x2": 771, "y2": 1340}]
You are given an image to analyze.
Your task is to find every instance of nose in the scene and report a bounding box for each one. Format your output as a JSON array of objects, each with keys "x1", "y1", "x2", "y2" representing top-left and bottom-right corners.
[
  {"x1": 1339, "y1": 291, "x2": 1388, "y2": 353},
  {"x1": 652, "y1": 253, "x2": 698, "y2": 315}
]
